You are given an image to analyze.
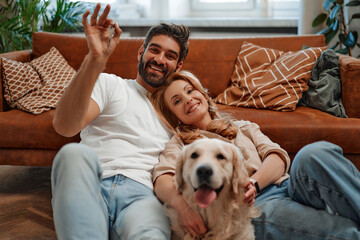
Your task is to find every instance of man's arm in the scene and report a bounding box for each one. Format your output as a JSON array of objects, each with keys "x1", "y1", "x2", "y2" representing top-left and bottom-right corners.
[{"x1": 53, "y1": 4, "x2": 122, "y2": 137}]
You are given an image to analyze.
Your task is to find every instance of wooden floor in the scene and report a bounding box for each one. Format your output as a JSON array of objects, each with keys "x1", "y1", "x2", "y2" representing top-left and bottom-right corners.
[{"x1": 0, "y1": 166, "x2": 57, "y2": 240}]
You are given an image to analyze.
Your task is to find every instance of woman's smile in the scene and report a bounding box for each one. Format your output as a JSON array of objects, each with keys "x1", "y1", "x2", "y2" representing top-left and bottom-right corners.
[
  {"x1": 187, "y1": 102, "x2": 200, "y2": 114},
  {"x1": 164, "y1": 79, "x2": 212, "y2": 129}
]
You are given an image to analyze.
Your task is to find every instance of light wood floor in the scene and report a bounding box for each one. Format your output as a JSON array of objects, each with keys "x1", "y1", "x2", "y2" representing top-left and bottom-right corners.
[{"x1": 0, "y1": 166, "x2": 57, "y2": 240}]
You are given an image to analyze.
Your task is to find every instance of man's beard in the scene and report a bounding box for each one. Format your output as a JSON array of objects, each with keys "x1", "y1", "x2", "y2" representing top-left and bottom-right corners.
[{"x1": 138, "y1": 55, "x2": 172, "y2": 88}]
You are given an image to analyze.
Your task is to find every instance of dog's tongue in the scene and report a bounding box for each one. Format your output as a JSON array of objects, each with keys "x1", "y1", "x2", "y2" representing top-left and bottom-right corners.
[{"x1": 195, "y1": 185, "x2": 217, "y2": 208}]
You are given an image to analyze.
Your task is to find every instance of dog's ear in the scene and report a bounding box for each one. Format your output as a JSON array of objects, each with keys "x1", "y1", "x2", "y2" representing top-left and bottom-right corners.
[
  {"x1": 231, "y1": 145, "x2": 248, "y2": 195},
  {"x1": 175, "y1": 145, "x2": 187, "y2": 192}
]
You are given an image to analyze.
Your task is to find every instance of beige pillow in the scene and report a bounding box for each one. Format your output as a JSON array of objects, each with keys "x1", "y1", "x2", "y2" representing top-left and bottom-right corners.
[
  {"x1": 215, "y1": 42, "x2": 326, "y2": 111},
  {"x1": 1, "y1": 47, "x2": 75, "y2": 114}
]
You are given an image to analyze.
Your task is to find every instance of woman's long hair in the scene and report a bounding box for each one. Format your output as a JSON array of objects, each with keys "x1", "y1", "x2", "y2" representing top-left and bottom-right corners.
[{"x1": 151, "y1": 70, "x2": 238, "y2": 144}]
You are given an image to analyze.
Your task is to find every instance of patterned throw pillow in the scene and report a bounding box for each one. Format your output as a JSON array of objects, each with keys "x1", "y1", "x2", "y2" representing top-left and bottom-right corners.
[
  {"x1": 214, "y1": 42, "x2": 326, "y2": 111},
  {"x1": 31, "y1": 47, "x2": 75, "y2": 108},
  {"x1": 1, "y1": 47, "x2": 75, "y2": 114},
  {"x1": 1, "y1": 58, "x2": 42, "y2": 108}
]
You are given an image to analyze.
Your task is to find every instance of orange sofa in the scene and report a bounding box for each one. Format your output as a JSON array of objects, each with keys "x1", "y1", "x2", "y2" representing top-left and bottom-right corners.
[{"x1": 1, "y1": 32, "x2": 359, "y2": 170}]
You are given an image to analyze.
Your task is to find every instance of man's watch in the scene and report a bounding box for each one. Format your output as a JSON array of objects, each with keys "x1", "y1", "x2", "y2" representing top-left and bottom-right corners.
[{"x1": 249, "y1": 178, "x2": 260, "y2": 195}]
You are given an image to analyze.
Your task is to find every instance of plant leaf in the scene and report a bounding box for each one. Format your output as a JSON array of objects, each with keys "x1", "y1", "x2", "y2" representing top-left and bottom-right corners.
[
  {"x1": 352, "y1": 31, "x2": 358, "y2": 44},
  {"x1": 317, "y1": 25, "x2": 333, "y2": 35},
  {"x1": 351, "y1": 13, "x2": 360, "y2": 19},
  {"x1": 332, "y1": 19, "x2": 339, "y2": 31},
  {"x1": 312, "y1": 13, "x2": 328, "y2": 27},
  {"x1": 348, "y1": 13, "x2": 360, "y2": 24},
  {"x1": 336, "y1": 48, "x2": 350, "y2": 54},
  {"x1": 324, "y1": 0, "x2": 336, "y2": 11},
  {"x1": 330, "y1": 4, "x2": 341, "y2": 20},
  {"x1": 339, "y1": 32, "x2": 356, "y2": 48},
  {"x1": 345, "y1": 0, "x2": 360, "y2": 6},
  {"x1": 325, "y1": 28, "x2": 339, "y2": 45},
  {"x1": 330, "y1": 42, "x2": 339, "y2": 49}
]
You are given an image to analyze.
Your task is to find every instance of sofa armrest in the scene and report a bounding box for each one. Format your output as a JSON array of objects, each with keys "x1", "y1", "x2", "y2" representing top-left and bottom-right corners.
[
  {"x1": 0, "y1": 50, "x2": 32, "y2": 112},
  {"x1": 338, "y1": 54, "x2": 360, "y2": 118}
]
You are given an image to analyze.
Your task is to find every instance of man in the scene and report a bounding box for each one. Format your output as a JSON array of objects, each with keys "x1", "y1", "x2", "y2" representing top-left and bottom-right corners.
[{"x1": 51, "y1": 3, "x2": 192, "y2": 240}]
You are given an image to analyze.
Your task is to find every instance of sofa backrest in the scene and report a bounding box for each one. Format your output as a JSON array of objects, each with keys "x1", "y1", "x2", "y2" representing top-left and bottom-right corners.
[{"x1": 32, "y1": 32, "x2": 325, "y2": 98}]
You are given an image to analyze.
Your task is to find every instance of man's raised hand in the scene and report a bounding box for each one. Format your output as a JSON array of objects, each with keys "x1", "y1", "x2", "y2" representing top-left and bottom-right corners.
[{"x1": 82, "y1": 3, "x2": 122, "y2": 60}]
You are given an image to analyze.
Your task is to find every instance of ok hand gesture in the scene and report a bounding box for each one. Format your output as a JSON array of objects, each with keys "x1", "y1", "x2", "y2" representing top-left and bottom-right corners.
[{"x1": 82, "y1": 3, "x2": 122, "y2": 61}]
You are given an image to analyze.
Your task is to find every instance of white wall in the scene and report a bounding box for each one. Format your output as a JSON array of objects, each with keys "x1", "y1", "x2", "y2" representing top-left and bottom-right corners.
[
  {"x1": 298, "y1": 0, "x2": 323, "y2": 35},
  {"x1": 345, "y1": 0, "x2": 360, "y2": 57}
]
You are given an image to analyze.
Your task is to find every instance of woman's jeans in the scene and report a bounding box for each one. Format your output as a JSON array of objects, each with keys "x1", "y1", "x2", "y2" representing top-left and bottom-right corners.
[
  {"x1": 51, "y1": 143, "x2": 170, "y2": 240},
  {"x1": 253, "y1": 141, "x2": 360, "y2": 240}
]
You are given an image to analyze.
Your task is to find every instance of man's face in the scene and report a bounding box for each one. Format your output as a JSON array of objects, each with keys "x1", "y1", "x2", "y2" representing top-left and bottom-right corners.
[{"x1": 138, "y1": 35, "x2": 183, "y2": 88}]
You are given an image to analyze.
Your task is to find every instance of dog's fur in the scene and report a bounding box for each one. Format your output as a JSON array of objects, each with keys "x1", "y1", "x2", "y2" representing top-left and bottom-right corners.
[{"x1": 165, "y1": 138, "x2": 260, "y2": 240}]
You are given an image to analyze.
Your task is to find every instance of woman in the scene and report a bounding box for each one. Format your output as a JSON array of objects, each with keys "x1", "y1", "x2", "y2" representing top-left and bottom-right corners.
[{"x1": 151, "y1": 70, "x2": 360, "y2": 240}]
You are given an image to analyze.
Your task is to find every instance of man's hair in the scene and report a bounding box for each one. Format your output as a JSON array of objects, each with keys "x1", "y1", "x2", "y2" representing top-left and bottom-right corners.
[{"x1": 143, "y1": 23, "x2": 190, "y2": 63}]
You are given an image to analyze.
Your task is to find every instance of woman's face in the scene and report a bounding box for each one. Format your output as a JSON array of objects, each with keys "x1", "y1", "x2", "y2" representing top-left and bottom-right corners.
[{"x1": 164, "y1": 79, "x2": 212, "y2": 130}]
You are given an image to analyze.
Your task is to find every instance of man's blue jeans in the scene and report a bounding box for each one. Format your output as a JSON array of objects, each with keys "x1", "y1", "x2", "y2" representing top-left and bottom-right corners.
[
  {"x1": 51, "y1": 143, "x2": 170, "y2": 240},
  {"x1": 253, "y1": 141, "x2": 360, "y2": 240}
]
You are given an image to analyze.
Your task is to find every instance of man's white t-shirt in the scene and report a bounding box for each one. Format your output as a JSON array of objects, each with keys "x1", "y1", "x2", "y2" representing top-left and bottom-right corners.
[{"x1": 80, "y1": 73, "x2": 172, "y2": 189}]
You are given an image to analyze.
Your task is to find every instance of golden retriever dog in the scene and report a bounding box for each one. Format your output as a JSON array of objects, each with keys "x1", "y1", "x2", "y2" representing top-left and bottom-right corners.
[{"x1": 165, "y1": 138, "x2": 259, "y2": 240}]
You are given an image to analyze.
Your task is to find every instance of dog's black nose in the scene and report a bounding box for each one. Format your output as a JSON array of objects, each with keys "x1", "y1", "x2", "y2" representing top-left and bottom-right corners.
[{"x1": 197, "y1": 165, "x2": 213, "y2": 183}]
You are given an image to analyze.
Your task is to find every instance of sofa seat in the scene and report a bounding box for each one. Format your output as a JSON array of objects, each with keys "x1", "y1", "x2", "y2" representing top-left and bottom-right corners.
[
  {"x1": 218, "y1": 104, "x2": 360, "y2": 169},
  {"x1": 0, "y1": 109, "x2": 79, "y2": 149},
  {"x1": 0, "y1": 109, "x2": 79, "y2": 166}
]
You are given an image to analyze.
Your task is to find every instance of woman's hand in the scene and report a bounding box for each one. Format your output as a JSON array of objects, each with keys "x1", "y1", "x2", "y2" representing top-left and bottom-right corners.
[
  {"x1": 82, "y1": 3, "x2": 122, "y2": 60},
  {"x1": 172, "y1": 196, "x2": 207, "y2": 238},
  {"x1": 243, "y1": 180, "x2": 257, "y2": 206}
]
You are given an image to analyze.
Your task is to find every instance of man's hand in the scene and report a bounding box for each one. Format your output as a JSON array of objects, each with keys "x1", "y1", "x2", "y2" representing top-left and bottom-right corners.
[{"x1": 82, "y1": 3, "x2": 122, "y2": 61}]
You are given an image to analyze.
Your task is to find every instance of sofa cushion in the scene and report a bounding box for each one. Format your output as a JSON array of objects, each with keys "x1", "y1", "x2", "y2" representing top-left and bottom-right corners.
[
  {"x1": 31, "y1": 47, "x2": 75, "y2": 105},
  {"x1": 215, "y1": 42, "x2": 325, "y2": 111},
  {"x1": 0, "y1": 109, "x2": 80, "y2": 149},
  {"x1": 217, "y1": 104, "x2": 360, "y2": 155},
  {"x1": 1, "y1": 58, "x2": 42, "y2": 106},
  {"x1": 1, "y1": 47, "x2": 75, "y2": 114}
]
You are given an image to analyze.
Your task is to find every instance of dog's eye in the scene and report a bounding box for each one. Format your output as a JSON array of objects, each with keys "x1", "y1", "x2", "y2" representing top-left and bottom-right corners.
[
  {"x1": 216, "y1": 154, "x2": 226, "y2": 160},
  {"x1": 191, "y1": 152, "x2": 199, "y2": 159}
]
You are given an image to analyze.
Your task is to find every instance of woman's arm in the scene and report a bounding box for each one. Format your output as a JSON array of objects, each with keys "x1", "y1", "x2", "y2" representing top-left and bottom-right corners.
[
  {"x1": 154, "y1": 173, "x2": 207, "y2": 237},
  {"x1": 243, "y1": 152, "x2": 286, "y2": 203},
  {"x1": 238, "y1": 122, "x2": 289, "y2": 203},
  {"x1": 250, "y1": 152, "x2": 286, "y2": 191}
]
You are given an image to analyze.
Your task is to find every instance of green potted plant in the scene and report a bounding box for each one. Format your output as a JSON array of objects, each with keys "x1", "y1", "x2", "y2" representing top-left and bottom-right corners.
[
  {"x1": 0, "y1": 0, "x2": 85, "y2": 53},
  {"x1": 312, "y1": 0, "x2": 360, "y2": 57},
  {"x1": 42, "y1": 0, "x2": 85, "y2": 33}
]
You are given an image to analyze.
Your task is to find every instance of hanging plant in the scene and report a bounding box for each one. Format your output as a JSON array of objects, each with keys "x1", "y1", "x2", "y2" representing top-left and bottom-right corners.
[{"x1": 312, "y1": 0, "x2": 360, "y2": 57}]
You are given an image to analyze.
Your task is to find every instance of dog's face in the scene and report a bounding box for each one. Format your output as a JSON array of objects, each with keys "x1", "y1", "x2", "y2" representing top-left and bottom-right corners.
[{"x1": 176, "y1": 138, "x2": 248, "y2": 209}]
